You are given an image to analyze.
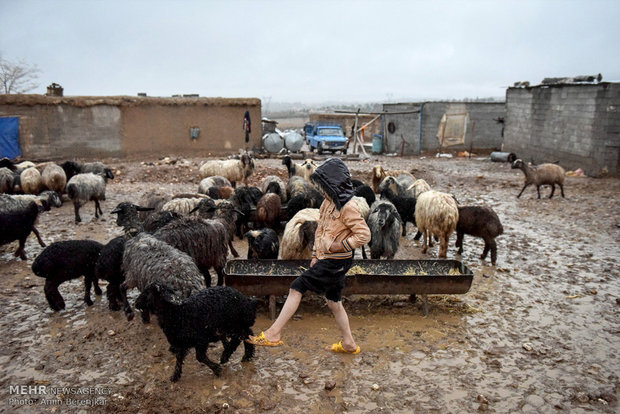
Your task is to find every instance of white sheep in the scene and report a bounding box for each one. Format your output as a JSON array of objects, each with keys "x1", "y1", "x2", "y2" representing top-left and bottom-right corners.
[
  {"x1": 41, "y1": 163, "x2": 67, "y2": 194},
  {"x1": 414, "y1": 190, "x2": 459, "y2": 258},
  {"x1": 512, "y1": 159, "x2": 566, "y2": 199},
  {"x1": 198, "y1": 153, "x2": 254, "y2": 187},
  {"x1": 279, "y1": 208, "x2": 319, "y2": 260},
  {"x1": 66, "y1": 173, "x2": 106, "y2": 223},
  {"x1": 20, "y1": 167, "x2": 43, "y2": 195},
  {"x1": 161, "y1": 197, "x2": 209, "y2": 215}
]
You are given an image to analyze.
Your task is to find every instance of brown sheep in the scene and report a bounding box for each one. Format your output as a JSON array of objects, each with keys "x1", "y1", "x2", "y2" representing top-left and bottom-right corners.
[
  {"x1": 512, "y1": 159, "x2": 565, "y2": 199},
  {"x1": 256, "y1": 193, "x2": 282, "y2": 231}
]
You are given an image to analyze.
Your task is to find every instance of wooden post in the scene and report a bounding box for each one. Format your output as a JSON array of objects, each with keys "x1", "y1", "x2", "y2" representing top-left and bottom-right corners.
[{"x1": 352, "y1": 109, "x2": 360, "y2": 154}]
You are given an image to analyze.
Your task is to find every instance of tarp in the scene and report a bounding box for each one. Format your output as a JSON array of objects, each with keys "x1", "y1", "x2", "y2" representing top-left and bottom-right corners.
[{"x1": 0, "y1": 117, "x2": 21, "y2": 159}]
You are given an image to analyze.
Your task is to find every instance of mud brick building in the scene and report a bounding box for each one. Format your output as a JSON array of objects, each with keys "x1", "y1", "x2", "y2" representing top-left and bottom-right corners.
[{"x1": 0, "y1": 95, "x2": 261, "y2": 160}]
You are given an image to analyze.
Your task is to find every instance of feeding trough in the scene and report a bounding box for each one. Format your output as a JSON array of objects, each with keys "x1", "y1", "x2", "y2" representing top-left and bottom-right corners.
[{"x1": 224, "y1": 259, "x2": 474, "y2": 318}]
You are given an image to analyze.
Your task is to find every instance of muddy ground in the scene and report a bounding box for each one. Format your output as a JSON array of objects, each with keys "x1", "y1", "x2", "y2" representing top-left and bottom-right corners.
[{"x1": 0, "y1": 154, "x2": 618, "y2": 413}]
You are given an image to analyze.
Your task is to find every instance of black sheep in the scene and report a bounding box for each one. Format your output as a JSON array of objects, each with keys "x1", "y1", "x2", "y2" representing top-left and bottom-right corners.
[
  {"x1": 351, "y1": 178, "x2": 365, "y2": 189},
  {"x1": 380, "y1": 187, "x2": 417, "y2": 236},
  {"x1": 354, "y1": 184, "x2": 376, "y2": 208},
  {"x1": 285, "y1": 194, "x2": 310, "y2": 221},
  {"x1": 245, "y1": 228, "x2": 279, "y2": 259},
  {"x1": 94, "y1": 236, "x2": 131, "y2": 314},
  {"x1": 0, "y1": 196, "x2": 48, "y2": 260},
  {"x1": 455, "y1": 206, "x2": 504, "y2": 265},
  {"x1": 32, "y1": 240, "x2": 104, "y2": 311},
  {"x1": 230, "y1": 186, "x2": 256, "y2": 238},
  {"x1": 135, "y1": 283, "x2": 257, "y2": 382}
]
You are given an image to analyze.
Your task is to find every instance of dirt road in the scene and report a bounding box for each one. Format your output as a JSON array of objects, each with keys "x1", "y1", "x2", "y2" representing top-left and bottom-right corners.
[{"x1": 1, "y1": 154, "x2": 618, "y2": 413}]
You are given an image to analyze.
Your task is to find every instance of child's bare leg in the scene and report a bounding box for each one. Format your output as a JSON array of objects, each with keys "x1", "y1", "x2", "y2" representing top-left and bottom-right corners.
[
  {"x1": 325, "y1": 299, "x2": 358, "y2": 352},
  {"x1": 263, "y1": 289, "x2": 303, "y2": 342}
]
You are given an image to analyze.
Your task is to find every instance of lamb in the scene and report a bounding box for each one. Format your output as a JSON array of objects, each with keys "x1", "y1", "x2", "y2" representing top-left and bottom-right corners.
[
  {"x1": 255, "y1": 193, "x2": 282, "y2": 231},
  {"x1": 282, "y1": 156, "x2": 317, "y2": 181},
  {"x1": 380, "y1": 187, "x2": 417, "y2": 236},
  {"x1": 366, "y1": 200, "x2": 402, "y2": 259},
  {"x1": 135, "y1": 283, "x2": 256, "y2": 381},
  {"x1": 198, "y1": 153, "x2": 254, "y2": 187},
  {"x1": 198, "y1": 176, "x2": 232, "y2": 194},
  {"x1": 31, "y1": 240, "x2": 104, "y2": 311},
  {"x1": 261, "y1": 175, "x2": 287, "y2": 203},
  {"x1": 279, "y1": 208, "x2": 319, "y2": 260},
  {"x1": 41, "y1": 163, "x2": 67, "y2": 194},
  {"x1": 512, "y1": 159, "x2": 566, "y2": 199},
  {"x1": 245, "y1": 228, "x2": 279, "y2": 259},
  {"x1": 371, "y1": 165, "x2": 414, "y2": 193},
  {"x1": 94, "y1": 236, "x2": 131, "y2": 314},
  {"x1": 20, "y1": 167, "x2": 43, "y2": 195},
  {"x1": 120, "y1": 232, "x2": 205, "y2": 322},
  {"x1": 415, "y1": 190, "x2": 459, "y2": 258},
  {"x1": 0, "y1": 195, "x2": 49, "y2": 260},
  {"x1": 0, "y1": 167, "x2": 14, "y2": 193},
  {"x1": 455, "y1": 206, "x2": 504, "y2": 265},
  {"x1": 66, "y1": 173, "x2": 106, "y2": 223}
]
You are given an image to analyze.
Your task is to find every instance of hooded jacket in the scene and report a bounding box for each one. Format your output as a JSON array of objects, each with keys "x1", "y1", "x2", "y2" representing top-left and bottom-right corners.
[{"x1": 310, "y1": 158, "x2": 371, "y2": 260}]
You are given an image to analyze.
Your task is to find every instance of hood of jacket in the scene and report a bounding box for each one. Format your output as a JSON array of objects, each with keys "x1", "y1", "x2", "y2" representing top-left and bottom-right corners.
[{"x1": 310, "y1": 157, "x2": 353, "y2": 210}]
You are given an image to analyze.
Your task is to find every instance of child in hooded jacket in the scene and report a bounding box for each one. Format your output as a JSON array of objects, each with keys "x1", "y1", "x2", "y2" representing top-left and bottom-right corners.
[{"x1": 247, "y1": 157, "x2": 370, "y2": 353}]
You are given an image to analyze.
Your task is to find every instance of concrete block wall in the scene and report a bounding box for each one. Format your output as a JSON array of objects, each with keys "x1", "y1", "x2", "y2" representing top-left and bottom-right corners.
[
  {"x1": 503, "y1": 83, "x2": 620, "y2": 175},
  {"x1": 382, "y1": 102, "x2": 505, "y2": 154}
]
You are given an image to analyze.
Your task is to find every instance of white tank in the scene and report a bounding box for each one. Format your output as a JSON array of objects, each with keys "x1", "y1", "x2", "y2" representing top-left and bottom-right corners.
[
  {"x1": 284, "y1": 131, "x2": 304, "y2": 152},
  {"x1": 262, "y1": 133, "x2": 284, "y2": 153}
]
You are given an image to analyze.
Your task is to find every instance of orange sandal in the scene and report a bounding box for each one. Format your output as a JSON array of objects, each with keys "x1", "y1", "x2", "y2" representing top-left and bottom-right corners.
[
  {"x1": 246, "y1": 331, "x2": 284, "y2": 347},
  {"x1": 327, "y1": 340, "x2": 360, "y2": 354}
]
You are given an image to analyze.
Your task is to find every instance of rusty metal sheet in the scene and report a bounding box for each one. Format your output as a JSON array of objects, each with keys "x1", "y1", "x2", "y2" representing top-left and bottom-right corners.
[{"x1": 224, "y1": 259, "x2": 473, "y2": 297}]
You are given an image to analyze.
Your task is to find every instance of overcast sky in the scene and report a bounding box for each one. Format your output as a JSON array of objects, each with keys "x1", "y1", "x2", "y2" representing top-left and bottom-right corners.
[{"x1": 1, "y1": 0, "x2": 619, "y2": 104}]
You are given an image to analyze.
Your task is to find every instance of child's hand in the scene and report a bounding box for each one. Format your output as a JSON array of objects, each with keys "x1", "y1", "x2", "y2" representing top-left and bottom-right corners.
[{"x1": 310, "y1": 258, "x2": 318, "y2": 267}]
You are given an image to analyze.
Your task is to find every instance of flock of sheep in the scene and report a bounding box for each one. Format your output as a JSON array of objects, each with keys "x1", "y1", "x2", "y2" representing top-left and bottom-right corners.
[{"x1": 0, "y1": 152, "x2": 567, "y2": 381}]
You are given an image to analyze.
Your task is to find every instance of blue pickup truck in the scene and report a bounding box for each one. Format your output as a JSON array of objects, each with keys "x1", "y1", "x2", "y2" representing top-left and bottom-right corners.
[{"x1": 303, "y1": 122, "x2": 349, "y2": 154}]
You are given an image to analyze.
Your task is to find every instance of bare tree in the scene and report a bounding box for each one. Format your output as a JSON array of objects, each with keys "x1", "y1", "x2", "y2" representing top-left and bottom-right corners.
[{"x1": 0, "y1": 54, "x2": 41, "y2": 94}]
